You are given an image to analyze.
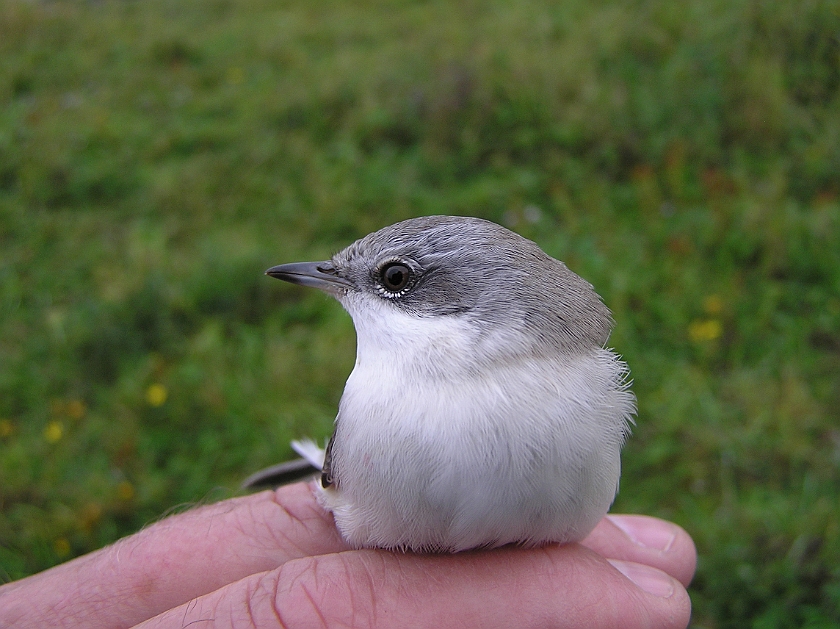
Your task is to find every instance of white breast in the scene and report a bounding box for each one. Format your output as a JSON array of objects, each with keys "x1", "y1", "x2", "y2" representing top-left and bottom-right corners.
[{"x1": 316, "y1": 294, "x2": 634, "y2": 552}]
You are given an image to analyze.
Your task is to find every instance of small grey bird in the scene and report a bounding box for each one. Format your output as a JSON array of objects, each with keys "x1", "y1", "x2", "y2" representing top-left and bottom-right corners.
[{"x1": 247, "y1": 215, "x2": 635, "y2": 552}]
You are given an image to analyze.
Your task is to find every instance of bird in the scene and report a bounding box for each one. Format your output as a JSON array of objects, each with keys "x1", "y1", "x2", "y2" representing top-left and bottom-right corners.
[{"x1": 245, "y1": 215, "x2": 635, "y2": 553}]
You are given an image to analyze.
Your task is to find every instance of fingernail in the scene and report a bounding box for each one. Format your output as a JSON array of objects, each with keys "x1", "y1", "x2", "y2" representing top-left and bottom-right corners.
[
  {"x1": 608, "y1": 560, "x2": 675, "y2": 598},
  {"x1": 606, "y1": 515, "x2": 677, "y2": 552}
]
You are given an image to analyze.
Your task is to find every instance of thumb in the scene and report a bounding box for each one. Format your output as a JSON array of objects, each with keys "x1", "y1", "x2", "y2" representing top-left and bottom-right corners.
[{"x1": 136, "y1": 543, "x2": 691, "y2": 629}]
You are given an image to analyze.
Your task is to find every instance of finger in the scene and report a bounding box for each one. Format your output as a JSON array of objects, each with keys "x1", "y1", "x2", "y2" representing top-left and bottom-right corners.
[
  {"x1": 0, "y1": 483, "x2": 345, "y2": 629},
  {"x1": 136, "y1": 543, "x2": 691, "y2": 629},
  {"x1": 581, "y1": 514, "x2": 697, "y2": 587}
]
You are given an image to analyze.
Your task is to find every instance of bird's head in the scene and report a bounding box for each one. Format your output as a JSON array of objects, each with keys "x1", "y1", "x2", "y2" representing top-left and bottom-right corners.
[{"x1": 267, "y1": 216, "x2": 612, "y2": 365}]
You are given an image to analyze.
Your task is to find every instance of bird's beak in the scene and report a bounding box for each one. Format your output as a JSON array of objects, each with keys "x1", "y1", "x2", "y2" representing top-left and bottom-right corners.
[{"x1": 265, "y1": 261, "x2": 351, "y2": 294}]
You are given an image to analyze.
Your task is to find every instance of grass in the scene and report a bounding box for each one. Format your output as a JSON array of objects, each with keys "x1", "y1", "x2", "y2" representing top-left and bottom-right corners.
[{"x1": 1, "y1": 0, "x2": 839, "y2": 626}]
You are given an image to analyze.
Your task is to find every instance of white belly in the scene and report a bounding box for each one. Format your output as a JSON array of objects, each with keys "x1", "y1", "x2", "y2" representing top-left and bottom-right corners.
[{"x1": 317, "y1": 348, "x2": 633, "y2": 552}]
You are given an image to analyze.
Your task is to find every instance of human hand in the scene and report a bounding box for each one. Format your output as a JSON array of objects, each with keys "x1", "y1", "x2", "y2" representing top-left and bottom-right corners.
[{"x1": 0, "y1": 483, "x2": 695, "y2": 628}]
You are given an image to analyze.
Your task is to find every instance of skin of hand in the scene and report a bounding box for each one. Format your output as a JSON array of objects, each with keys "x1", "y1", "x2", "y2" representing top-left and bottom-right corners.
[{"x1": 0, "y1": 483, "x2": 696, "y2": 629}]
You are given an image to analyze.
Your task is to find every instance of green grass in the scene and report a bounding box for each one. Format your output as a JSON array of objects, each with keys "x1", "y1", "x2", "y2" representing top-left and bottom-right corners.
[{"x1": 1, "y1": 0, "x2": 839, "y2": 626}]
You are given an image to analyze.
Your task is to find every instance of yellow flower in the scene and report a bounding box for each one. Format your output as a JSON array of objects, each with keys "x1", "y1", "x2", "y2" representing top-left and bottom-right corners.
[
  {"x1": 145, "y1": 383, "x2": 168, "y2": 407},
  {"x1": 53, "y1": 538, "x2": 71, "y2": 557},
  {"x1": 44, "y1": 421, "x2": 64, "y2": 443},
  {"x1": 689, "y1": 319, "x2": 722, "y2": 342},
  {"x1": 0, "y1": 419, "x2": 14, "y2": 438},
  {"x1": 67, "y1": 399, "x2": 87, "y2": 420},
  {"x1": 80, "y1": 502, "x2": 104, "y2": 531},
  {"x1": 117, "y1": 480, "x2": 136, "y2": 501}
]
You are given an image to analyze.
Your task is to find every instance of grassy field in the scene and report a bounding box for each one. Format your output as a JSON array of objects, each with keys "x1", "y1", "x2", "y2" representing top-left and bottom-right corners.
[{"x1": 1, "y1": 0, "x2": 839, "y2": 626}]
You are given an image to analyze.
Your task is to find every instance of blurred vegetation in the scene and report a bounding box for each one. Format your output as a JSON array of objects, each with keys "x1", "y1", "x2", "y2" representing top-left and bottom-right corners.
[{"x1": 1, "y1": 0, "x2": 839, "y2": 626}]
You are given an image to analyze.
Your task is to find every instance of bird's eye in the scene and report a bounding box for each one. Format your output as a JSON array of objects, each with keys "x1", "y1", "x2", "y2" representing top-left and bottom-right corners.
[{"x1": 380, "y1": 262, "x2": 411, "y2": 294}]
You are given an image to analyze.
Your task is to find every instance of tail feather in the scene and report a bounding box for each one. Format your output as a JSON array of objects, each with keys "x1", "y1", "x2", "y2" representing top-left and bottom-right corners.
[
  {"x1": 240, "y1": 438, "x2": 325, "y2": 489},
  {"x1": 291, "y1": 438, "x2": 326, "y2": 469}
]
